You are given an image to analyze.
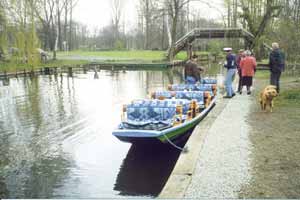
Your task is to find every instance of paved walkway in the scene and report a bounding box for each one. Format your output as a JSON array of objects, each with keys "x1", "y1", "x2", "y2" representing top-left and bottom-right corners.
[{"x1": 160, "y1": 94, "x2": 254, "y2": 198}]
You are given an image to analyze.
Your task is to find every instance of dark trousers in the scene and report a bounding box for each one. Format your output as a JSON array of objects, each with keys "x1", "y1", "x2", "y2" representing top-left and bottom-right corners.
[
  {"x1": 237, "y1": 70, "x2": 242, "y2": 92},
  {"x1": 270, "y1": 71, "x2": 281, "y2": 93}
]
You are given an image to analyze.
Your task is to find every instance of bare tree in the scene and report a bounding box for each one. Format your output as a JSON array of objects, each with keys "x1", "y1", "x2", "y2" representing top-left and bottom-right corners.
[
  {"x1": 164, "y1": 0, "x2": 191, "y2": 61},
  {"x1": 110, "y1": 0, "x2": 125, "y2": 43},
  {"x1": 34, "y1": 0, "x2": 56, "y2": 51},
  {"x1": 239, "y1": 0, "x2": 282, "y2": 49},
  {"x1": 0, "y1": 1, "x2": 7, "y2": 58},
  {"x1": 54, "y1": 0, "x2": 69, "y2": 59},
  {"x1": 139, "y1": 0, "x2": 158, "y2": 49}
]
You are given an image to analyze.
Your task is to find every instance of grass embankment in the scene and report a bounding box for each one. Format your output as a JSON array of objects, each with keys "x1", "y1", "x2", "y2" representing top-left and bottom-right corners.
[
  {"x1": 239, "y1": 72, "x2": 300, "y2": 198},
  {"x1": 0, "y1": 60, "x2": 89, "y2": 73},
  {"x1": 276, "y1": 79, "x2": 300, "y2": 107},
  {"x1": 0, "y1": 50, "x2": 211, "y2": 73},
  {"x1": 57, "y1": 50, "x2": 210, "y2": 61},
  {"x1": 58, "y1": 50, "x2": 168, "y2": 61},
  {"x1": 255, "y1": 71, "x2": 300, "y2": 105}
]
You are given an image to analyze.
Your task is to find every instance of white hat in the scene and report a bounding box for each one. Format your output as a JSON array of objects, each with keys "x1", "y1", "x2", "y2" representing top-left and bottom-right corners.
[
  {"x1": 223, "y1": 47, "x2": 232, "y2": 51},
  {"x1": 245, "y1": 50, "x2": 251, "y2": 56}
]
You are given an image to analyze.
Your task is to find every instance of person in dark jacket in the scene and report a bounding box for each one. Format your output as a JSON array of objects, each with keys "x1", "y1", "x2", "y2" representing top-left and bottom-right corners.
[
  {"x1": 223, "y1": 47, "x2": 237, "y2": 98},
  {"x1": 184, "y1": 55, "x2": 204, "y2": 84},
  {"x1": 269, "y1": 42, "x2": 285, "y2": 93},
  {"x1": 236, "y1": 49, "x2": 245, "y2": 93}
]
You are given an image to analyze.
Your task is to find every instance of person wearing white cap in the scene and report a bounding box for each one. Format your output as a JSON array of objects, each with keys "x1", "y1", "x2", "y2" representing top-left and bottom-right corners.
[
  {"x1": 223, "y1": 47, "x2": 232, "y2": 51},
  {"x1": 223, "y1": 47, "x2": 237, "y2": 98}
]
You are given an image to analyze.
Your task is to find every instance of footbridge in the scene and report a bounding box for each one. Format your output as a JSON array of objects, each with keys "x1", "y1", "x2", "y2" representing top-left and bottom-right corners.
[{"x1": 171, "y1": 28, "x2": 271, "y2": 57}]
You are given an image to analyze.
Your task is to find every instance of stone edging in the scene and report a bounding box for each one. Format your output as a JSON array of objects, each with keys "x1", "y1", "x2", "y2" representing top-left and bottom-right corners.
[{"x1": 158, "y1": 96, "x2": 229, "y2": 198}]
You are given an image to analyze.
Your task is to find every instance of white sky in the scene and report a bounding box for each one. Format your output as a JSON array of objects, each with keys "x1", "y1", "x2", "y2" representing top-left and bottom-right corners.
[
  {"x1": 73, "y1": 0, "x2": 225, "y2": 31},
  {"x1": 73, "y1": 0, "x2": 138, "y2": 31}
]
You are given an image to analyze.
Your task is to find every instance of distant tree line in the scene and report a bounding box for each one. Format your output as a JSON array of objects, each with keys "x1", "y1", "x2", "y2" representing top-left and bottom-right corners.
[
  {"x1": 88, "y1": 1, "x2": 223, "y2": 56},
  {"x1": 0, "y1": 0, "x2": 299, "y2": 63},
  {"x1": 0, "y1": 0, "x2": 80, "y2": 64},
  {"x1": 0, "y1": 0, "x2": 224, "y2": 63}
]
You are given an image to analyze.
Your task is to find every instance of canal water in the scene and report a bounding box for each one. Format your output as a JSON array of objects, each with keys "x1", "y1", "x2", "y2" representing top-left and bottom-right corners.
[{"x1": 0, "y1": 68, "x2": 193, "y2": 198}]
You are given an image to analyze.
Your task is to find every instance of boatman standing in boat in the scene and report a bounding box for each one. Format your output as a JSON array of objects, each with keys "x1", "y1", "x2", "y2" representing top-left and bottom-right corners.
[
  {"x1": 184, "y1": 55, "x2": 204, "y2": 84},
  {"x1": 223, "y1": 47, "x2": 237, "y2": 98}
]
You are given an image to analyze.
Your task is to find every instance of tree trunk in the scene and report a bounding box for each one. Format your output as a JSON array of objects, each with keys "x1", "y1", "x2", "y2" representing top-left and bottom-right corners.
[
  {"x1": 52, "y1": 21, "x2": 57, "y2": 60},
  {"x1": 53, "y1": 0, "x2": 60, "y2": 60},
  {"x1": 250, "y1": 1, "x2": 282, "y2": 49},
  {"x1": 64, "y1": 0, "x2": 68, "y2": 50},
  {"x1": 68, "y1": 0, "x2": 72, "y2": 50},
  {"x1": 161, "y1": 12, "x2": 165, "y2": 50},
  {"x1": 167, "y1": 13, "x2": 178, "y2": 61},
  {"x1": 144, "y1": 0, "x2": 150, "y2": 49},
  {"x1": 227, "y1": 0, "x2": 231, "y2": 27},
  {"x1": 58, "y1": 8, "x2": 62, "y2": 50}
]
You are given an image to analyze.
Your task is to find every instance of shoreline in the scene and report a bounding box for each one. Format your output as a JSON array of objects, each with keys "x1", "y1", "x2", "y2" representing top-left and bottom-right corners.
[{"x1": 159, "y1": 74, "x2": 300, "y2": 198}]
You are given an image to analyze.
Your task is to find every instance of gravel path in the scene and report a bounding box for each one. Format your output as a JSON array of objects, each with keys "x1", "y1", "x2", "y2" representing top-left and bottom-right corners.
[{"x1": 184, "y1": 94, "x2": 253, "y2": 198}]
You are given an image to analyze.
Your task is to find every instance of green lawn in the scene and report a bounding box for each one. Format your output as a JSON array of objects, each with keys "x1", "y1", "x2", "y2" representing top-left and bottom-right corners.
[
  {"x1": 0, "y1": 60, "x2": 89, "y2": 73},
  {"x1": 255, "y1": 71, "x2": 300, "y2": 107},
  {"x1": 255, "y1": 70, "x2": 270, "y2": 79},
  {"x1": 58, "y1": 50, "x2": 167, "y2": 60},
  {"x1": 57, "y1": 50, "x2": 210, "y2": 61},
  {"x1": 0, "y1": 50, "x2": 211, "y2": 73},
  {"x1": 277, "y1": 85, "x2": 300, "y2": 107}
]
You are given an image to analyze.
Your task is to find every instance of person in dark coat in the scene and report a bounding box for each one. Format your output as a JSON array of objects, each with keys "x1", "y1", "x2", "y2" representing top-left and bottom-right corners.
[
  {"x1": 184, "y1": 55, "x2": 204, "y2": 84},
  {"x1": 236, "y1": 49, "x2": 245, "y2": 93},
  {"x1": 269, "y1": 42, "x2": 285, "y2": 93}
]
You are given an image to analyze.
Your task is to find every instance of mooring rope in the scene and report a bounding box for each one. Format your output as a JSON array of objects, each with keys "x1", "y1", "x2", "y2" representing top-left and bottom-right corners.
[{"x1": 162, "y1": 133, "x2": 188, "y2": 153}]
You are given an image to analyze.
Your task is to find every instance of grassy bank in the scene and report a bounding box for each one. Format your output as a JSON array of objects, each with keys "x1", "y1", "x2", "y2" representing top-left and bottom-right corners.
[
  {"x1": 277, "y1": 88, "x2": 300, "y2": 106},
  {"x1": 276, "y1": 79, "x2": 300, "y2": 107},
  {"x1": 255, "y1": 71, "x2": 300, "y2": 105},
  {"x1": 239, "y1": 75, "x2": 300, "y2": 198},
  {"x1": 57, "y1": 50, "x2": 210, "y2": 61},
  {"x1": 0, "y1": 50, "x2": 212, "y2": 73},
  {"x1": 0, "y1": 60, "x2": 89, "y2": 73},
  {"x1": 58, "y1": 50, "x2": 168, "y2": 60}
]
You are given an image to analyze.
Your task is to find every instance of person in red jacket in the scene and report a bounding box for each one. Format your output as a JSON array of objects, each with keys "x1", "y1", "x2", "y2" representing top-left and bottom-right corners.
[{"x1": 239, "y1": 50, "x2": 257, "y2": 95}]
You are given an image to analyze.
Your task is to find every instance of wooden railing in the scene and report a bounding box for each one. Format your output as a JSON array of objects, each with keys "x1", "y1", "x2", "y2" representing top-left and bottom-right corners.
[{"x1": 171, "y1": 28, "x2": 271, "y2": 57}]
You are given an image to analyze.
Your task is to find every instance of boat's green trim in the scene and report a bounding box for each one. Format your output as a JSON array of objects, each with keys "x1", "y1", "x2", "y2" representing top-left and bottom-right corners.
[
  {"x1": 157, "y1": 117, "x2": 202, "y2": 143},
  {"x1": 157, "y1": 98, "x2": 216, "y2": 143}
]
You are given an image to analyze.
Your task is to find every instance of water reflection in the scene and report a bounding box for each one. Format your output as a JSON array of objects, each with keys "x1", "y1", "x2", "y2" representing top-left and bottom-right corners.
[
  {"x1": 0, "y1": 177, "x2": 9, "y2": 197},
  {"x1": 114, "y1": 144, "x2": 181, "y2": 197},
  {"x1": 0, "y1": 75, "x2": 77, "y2": 198},
  {"x1": 0, "y1": 68, "x2": 189, "y2": 198},
  {"x1": 2, "y1": 78, "x2": 10, "y2": 86},
  {"x1": 114, "y1": 131, "x2": 192, "y2": 197}
]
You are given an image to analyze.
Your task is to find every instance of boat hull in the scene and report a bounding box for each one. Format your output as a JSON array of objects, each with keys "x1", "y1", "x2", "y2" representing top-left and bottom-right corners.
[{"x1": 112, "y1": 98, "x2": 216, "y2": 144}]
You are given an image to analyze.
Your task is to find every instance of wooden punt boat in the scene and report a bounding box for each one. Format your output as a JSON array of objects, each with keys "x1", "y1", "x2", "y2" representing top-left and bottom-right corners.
[{"x1": 112, "y1": 79, "x2": 217, "y2": 144}]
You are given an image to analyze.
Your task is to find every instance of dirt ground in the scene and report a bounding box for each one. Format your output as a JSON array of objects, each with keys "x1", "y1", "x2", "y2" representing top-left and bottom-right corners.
[{"x1": 239, "y1": 76, "x2": 300, "y2": 198}]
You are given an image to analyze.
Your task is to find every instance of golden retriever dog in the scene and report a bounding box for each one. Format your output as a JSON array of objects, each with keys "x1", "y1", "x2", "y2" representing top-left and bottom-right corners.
[{"x1": 259, "y1": 85, "x2": 278, "y2": 112}]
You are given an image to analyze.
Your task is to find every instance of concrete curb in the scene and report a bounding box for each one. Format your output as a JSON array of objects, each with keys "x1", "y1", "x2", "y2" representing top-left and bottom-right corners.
[{"x1": 158, "y1": 97, "x2": 229, "y2": 198}]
